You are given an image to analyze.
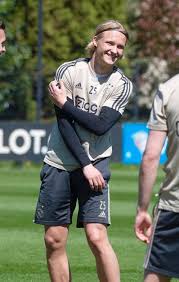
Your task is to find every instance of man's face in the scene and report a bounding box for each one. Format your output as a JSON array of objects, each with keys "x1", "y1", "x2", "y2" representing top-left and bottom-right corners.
[
  {"x1": 93, "y1": 30, "x2": 127, "y2": 66},
  {"x1": 0, "y1": 28, "x2": 6, "y2": 55}
]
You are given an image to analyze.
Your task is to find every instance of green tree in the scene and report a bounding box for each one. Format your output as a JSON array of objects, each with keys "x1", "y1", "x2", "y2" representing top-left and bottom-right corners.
[
  {"x1": 0, "y1": 0, "x2": 131, "y2": 120},
  {"x1": 0, "y1": 0, "x2": 34, "y2": 120},
  {"x1": 127, "y1": 0, "x2": 179, "y2": 119}
]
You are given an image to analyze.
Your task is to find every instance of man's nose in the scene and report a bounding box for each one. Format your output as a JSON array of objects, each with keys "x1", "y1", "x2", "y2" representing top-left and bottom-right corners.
[{"x1": 111, "y1": 46, "x2": 117, "y2": 54}]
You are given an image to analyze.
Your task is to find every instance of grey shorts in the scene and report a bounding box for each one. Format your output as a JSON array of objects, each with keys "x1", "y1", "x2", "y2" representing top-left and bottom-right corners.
[
  {"x1": 34, "y1": 158, "x2": 111, "y2": 228},
  {"x1": 144, "y1": 209, "x2": 179, "y2": 278}
]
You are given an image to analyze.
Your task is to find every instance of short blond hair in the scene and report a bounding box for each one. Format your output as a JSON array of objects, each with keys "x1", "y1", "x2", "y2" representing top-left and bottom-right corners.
[{"x1": 86, "y1": 20, "x2": 129, "y2": 57}]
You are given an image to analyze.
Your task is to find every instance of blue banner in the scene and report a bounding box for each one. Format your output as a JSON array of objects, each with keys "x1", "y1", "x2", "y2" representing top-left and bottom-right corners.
[{"x1": 121, "y1": 122, "x2": 167, "y2": 164}]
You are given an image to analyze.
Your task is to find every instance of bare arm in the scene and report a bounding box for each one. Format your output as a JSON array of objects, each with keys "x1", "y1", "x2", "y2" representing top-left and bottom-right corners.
[{"x1": 135, "y1": 130, "x2": 167, "y2": 243}]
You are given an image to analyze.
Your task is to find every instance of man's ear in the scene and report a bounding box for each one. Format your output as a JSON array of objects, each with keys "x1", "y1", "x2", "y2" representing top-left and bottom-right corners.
[{"x1": 93, "y1": 36, "x2": 97, "y2": 47}]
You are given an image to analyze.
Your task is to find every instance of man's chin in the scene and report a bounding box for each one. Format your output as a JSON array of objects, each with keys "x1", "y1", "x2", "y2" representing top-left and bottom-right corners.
[
  {"x1": 105, "y1": 60, "x2": 116, "y2": 66},
  {"x1": 105, "y1": 57, "x2": 118, "y2": 65}
]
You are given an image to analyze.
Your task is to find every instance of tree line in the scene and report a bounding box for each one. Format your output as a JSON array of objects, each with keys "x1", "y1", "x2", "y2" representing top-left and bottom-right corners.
[{"x1": 0, "y1": 0, "x2": 178, "y2": 121}]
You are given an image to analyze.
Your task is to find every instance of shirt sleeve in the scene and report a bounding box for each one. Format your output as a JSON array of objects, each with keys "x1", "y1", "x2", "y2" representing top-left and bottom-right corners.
[
  {"x1": 102, "y1": 76, "x2": 133, "y2": 115},
  {"x1": 55, "y1": 62, "x2": 73, "y2": 99},
  {"x1": 61, "y1": 77, "x2": 133, "y2": 136},
  {"x1": 62, "y1": 101, "x2": 122, "y2": 136},
  {"x1": 147, "y1": 87, "x2": 167, "y2": 131},
  {"x1": 54, "y1": 105, "x2": 91, "y2": 167},
  {"x1": 53, "y1": 63, "x2": 91, "y2": 167}
]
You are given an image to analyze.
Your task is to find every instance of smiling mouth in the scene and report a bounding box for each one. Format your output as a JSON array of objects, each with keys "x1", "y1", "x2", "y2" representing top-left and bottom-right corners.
[
  {"x1": 103, "y1": 53, "x2": 119, "y2": 63},
  {"x1": 108, "y1": 55, "x2": 118, "y2": 61},
  {"x1": 107, "y1": 53, "x2": 118, "y2": 59}
]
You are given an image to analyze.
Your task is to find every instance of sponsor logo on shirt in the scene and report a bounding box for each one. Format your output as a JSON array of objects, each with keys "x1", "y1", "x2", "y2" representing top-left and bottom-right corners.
[{"x1": 75, "y1": 95, "x2": 97, "y2": 114}]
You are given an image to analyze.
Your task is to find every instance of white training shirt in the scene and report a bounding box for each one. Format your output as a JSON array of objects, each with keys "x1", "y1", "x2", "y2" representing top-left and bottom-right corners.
[
  {"x1": 148, "y1": 74, "x2": 179, "y2": 212},
  {"x1": 44, "y1": 58, "x2": 133, "y2": 171}
]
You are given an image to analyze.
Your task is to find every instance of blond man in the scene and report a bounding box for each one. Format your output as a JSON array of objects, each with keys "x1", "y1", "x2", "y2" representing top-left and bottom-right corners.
[{"x1": 35, "y1": 20, "x2": 133, "y2": 282}]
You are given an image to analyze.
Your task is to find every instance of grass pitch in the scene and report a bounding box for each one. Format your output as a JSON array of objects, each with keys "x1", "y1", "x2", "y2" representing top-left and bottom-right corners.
[{"x1": 0, "y1": 162, "x2": 176, "y2": 282}]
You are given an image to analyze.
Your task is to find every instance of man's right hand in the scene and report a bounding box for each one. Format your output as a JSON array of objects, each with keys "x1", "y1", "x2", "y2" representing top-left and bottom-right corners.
[
  {"x1": 82, "y1": 164, "x2": 105, "y2": 192},
  {"x1": 134, "y1": 209, "x2": 152, "y2": 244}
]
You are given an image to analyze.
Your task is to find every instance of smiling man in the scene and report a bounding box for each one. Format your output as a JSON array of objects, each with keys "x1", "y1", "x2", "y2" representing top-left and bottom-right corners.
[
  {"x1": 34, "y1": 20, "x2": 133, "y2": 282},
  {"x1": 0, "y1": 21, "x2": 6, "y2": 55}
]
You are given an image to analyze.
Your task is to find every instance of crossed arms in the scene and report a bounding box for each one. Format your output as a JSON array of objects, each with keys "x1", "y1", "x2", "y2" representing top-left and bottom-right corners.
[{"x1": 48, "y1": 80, "x2": 122, "y2": 191}]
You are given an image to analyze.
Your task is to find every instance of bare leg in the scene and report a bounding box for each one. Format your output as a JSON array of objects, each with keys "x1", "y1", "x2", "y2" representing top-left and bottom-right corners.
[
  {"x1": 44, "y1": 225, "x2": 71, "y2": 282},
  {"x1": 144, "y1": 271, "x2": 171, "y2": 282},
  {"x1": 85, "y1": 223, "x2": 120, "y2": 282}
]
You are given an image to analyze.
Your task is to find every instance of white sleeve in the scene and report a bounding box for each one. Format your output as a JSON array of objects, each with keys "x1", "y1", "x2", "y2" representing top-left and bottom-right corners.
[
  {"x1": 147, "y1": 87, "x2": 167, "y2": 131},
  {"x1": 102, "y1": 77, "x2": 133, "y2": 115},
  {"x1": 55, "y1": 62, "x2": 74, "y2": 99}
]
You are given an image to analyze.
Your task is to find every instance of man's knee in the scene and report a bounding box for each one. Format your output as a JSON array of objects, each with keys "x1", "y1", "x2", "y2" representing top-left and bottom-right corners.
[
  {"x1": 144, "y1": 270, "x2": 171, "y2": 282},
  {"x1": 85, "y1": 224, "x2": 108, "y2": 251},
  {"x1": 44, "y1": 226, "x2": 68, "y2": 251}
]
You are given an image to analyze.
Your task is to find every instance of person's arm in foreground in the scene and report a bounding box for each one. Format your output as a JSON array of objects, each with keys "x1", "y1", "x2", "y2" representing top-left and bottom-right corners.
[
  {"x1": 134, "y1": 130, "x2": 166, "y2": 243},
  {"x1": 54, "y1": 106, "x2": 105, "y2": 191},
  {"x1": 49, "y1": 80, "x2": 132, "y2": 135}
]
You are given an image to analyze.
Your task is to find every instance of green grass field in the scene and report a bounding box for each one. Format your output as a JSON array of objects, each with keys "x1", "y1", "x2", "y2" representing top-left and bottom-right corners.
[{"x1": 0, "y1": 162, "x2": 177, "y2": 282}]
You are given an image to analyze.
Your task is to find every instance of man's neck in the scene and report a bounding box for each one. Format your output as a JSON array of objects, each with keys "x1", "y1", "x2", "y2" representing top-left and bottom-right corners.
[{"x1": 90, "y1": 56, "x2": 113, "y2": 75}]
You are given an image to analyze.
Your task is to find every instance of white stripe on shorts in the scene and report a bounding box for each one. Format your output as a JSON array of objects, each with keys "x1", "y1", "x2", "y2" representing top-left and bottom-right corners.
[
  {"x1": 107, "y1": 183, "x2": 111, "y2": 225},
  {"x1": 144, "y1": 209, "x2": 161, "y2": 269}
]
